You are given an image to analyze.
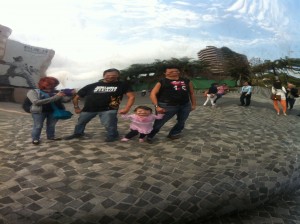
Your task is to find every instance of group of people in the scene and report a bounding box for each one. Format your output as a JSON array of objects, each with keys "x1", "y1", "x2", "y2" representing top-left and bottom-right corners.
[
  {"x1": 202, "y1": 79, "x2": 299, "y2": 117},
  {"x1": 203, "y1": 81, "x2": 252, "y2": 107},
  {"x1": 203, "y1": 83, "x2": 229, "y2": 106},
  {"x1": 238, "y1": 80, "x2": 299, "y2": 116},
  {"x1": 271, "y1": 80, "x2": 299, "y2": 116},
  {"x1": 27, "y1": 66, "x2": 196, "y2": 145},
  {"x1": 204, "y1": 81, "x2": 252, "y2": 107},
  {"x1": 26, "y1": 67, "x2": 299, "y2": 145}
]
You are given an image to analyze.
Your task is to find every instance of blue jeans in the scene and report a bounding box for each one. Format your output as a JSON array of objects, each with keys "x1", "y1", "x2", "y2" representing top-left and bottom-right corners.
[
  {"x1": 74, "y1": 110, "x2": 119, "y2": 139},
  {"x1": 32, "y1": 113, "x2": 58, "y2": 141},
  {"x1": 148, "y1": 102, "x2": 191, "y2": 138}
]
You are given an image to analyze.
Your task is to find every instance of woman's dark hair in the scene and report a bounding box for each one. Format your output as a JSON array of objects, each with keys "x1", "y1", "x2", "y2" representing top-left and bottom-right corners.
[
  {"x1": 273, "y1": 81, "x2": 282, "y2": 89},
  {"x1": 134, "y1": 105, "x2": 153, "y2": 113}
]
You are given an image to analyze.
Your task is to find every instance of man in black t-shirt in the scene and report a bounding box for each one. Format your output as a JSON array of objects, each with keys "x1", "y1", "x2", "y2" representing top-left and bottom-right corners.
[
  {"x1": 65, "y1": 68, "x2": 135, "y2": 142},
  {"x1": 147, "y1": 65, "x2": 196, "y2": 143}
]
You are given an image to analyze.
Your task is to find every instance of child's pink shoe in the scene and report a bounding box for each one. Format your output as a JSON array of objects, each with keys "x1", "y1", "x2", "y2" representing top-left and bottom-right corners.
[
  {"x1": 139, "y1": 138, "x2": 144, "y2": 143},
  {"x1": 121, "y1": 138, "x2": 129, "y2": 142}
]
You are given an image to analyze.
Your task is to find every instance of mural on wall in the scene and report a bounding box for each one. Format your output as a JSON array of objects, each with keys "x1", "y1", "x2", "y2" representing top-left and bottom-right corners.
[
  {"x1": 0, "y1": 41, "x2": 55, "y2": 88},
  {"x1": 0, "y1": 24, "x2": 55, "y2": 89}
]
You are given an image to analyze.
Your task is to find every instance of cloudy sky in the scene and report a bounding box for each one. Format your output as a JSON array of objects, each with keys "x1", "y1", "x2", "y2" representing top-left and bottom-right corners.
[{"x1": 1, "y1": 0, "x2": 299, "y2": 88}]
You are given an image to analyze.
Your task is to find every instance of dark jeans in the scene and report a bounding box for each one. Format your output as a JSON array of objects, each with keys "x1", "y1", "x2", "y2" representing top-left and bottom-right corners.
[
  {"x1": 73, "y1": 110, "x2": 119, "y2": 139},
  {"x1": 125, "y1": 129, "x2": 147, "y2": 139},
  {"x1": 214, "y1": 93, "x2": 222, "y2": 103},
  {"x1": 147, "y1": 102, "x2": 191, "y2": 139},
  {"x1": 286, "y1": 97, "x2": 296, "y2": 109},
  {"x1": 240, "y1": 93, "x2": 251, "y2": 106}
]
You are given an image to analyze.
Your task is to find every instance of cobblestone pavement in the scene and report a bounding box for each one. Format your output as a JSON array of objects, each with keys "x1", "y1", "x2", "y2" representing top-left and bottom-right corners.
[{"x1": 0, "y1": 91, "x2": 300, "y2": 224}]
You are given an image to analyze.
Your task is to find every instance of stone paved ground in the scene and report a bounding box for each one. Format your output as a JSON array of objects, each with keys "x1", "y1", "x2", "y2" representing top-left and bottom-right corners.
[{"x1": 0, "y1": 90, "x2": 300, "y2": 224}]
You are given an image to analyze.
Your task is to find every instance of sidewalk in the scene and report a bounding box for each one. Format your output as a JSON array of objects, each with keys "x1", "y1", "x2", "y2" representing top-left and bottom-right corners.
[{"x1": 0, "y1": 93, "x2": 300, "y2": 224}]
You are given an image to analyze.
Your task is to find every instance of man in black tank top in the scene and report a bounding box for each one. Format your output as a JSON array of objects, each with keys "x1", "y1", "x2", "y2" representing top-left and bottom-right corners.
[{"x1": 147, "y1": 65, "x2": 196, "y2": 143}]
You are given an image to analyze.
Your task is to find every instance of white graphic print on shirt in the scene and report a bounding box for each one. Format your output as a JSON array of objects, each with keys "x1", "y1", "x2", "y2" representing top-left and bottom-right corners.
[
  {"x1": 94, "y1": 86, "x2": 118, "y2": 93},
  {"x1": 171, "y1": 81, "x2": 187, "y2": 91}
]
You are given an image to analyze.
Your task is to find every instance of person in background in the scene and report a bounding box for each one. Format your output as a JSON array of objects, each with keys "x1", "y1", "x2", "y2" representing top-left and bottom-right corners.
[
  {"x1": 146, "y1": 65, "x2": 196, "y2": 143},
  {"x1": 272, "y1": 80, "x2": 287, "y2": 115},
  {"x1": 120, "y1": 106, "x2": 164, "y2": 142},
  {"x1": 65, "y1": 68, "x2": 135, "y2": 142},
  {"x1": 27, "y1": 77, "x2": 74, "y2": 145},
  {"x1": 214, "y1": 83, "x2": 229, "y2": 104},
  {"x1": 286, "y1": 83, "x2": 298, "y2": 110},
  {"x1": 141, "y1": 89, "x2": 147, "y2": 96},
  {"x1": 203, "y1": 83, "x2": 218, "y2": 106},
  {"x1": 239, "y1": 81, "x2": 252, "y2": 106}
]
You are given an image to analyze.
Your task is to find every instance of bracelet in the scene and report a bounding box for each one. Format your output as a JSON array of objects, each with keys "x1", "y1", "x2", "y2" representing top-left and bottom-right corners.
[
  {"x1": 154, "y1": 105, "x2": 158, "y2": 108},
  {"x1": 74, "y1": 106, "x2": 80, "y2": 109}
]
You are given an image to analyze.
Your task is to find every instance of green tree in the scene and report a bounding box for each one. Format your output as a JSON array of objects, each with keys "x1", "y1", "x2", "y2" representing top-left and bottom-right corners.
[
  {"x1": 250, "y1": 58, "x2": 300, "y2": 86},
  {"x1": 220, "y1": 47, "x2": 250, "y2": 82},
  {"x1": 121, "y1": 57, "x2": 210, "y2": 81}
]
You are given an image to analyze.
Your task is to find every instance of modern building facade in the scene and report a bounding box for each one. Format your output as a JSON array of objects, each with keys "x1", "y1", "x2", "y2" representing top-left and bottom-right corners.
[
  {"x1": 198, "y1": 46, "x2": 225, "y2": 74},
  {"x1": 0, "y1": 24, "x2": 12, "y2": 60},
  {"x1": 197, "y1": 46, "x2": 248, "y2": 76}
]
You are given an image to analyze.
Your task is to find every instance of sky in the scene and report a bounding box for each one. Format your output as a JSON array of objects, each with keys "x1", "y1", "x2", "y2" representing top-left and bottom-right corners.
[{"x1": 1, "y1": 0, "x2": 299, "y2": 88}]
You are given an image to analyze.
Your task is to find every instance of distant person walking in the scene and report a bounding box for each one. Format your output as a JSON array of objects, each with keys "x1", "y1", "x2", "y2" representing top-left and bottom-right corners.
[
  {"x1": 272, "y1": 80, "x2": 287, "y2": 115},
  {"x1": 146, "y1": 65, "x2": 196, "y2": 143},
  {"x1": 203, "y1": 83, "x2": 218, "y2": 106},
  {"x1": 239, "y1": 81, "x2": 252, "y2": 106},
  {"x1": 141, "y1": 89, "x2": 147, "y2": 96},
  {"x1": 214, "y1": 83, "x2": 229, "y2": 104},
  {"x1": 286, "y1": 82, "x2": 298, "y2": 110},
  {"x1": 120, "y1": 106, "x2": 164, "y2": 142},
  {"x1": 65, "y1": 68, "x2": 135, "y2": 142}
]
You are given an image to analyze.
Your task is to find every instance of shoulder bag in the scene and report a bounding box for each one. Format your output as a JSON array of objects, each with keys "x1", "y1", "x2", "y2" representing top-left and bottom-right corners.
[
  {"x1": 51, "y1": 103, "x2": 73, "y2": 120},
  {"x1": 40, "y1": 90, "x2": 73, "y2": 119},
  {"x1": 271, "y1": 90, "x2": 281, "y2": 101}
]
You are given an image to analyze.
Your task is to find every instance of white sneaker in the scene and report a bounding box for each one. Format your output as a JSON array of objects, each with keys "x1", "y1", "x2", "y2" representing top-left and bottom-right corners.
[
  {"x1": 283, "y1": 113, "x2": 287, "y2": 116},
  {"x1": 277, "y1": 112, "x2": 280, "y2": 115}
]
